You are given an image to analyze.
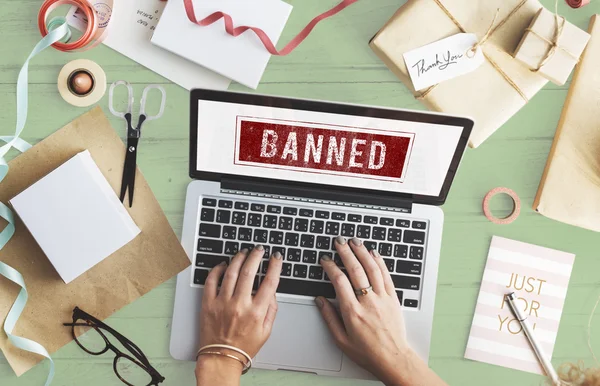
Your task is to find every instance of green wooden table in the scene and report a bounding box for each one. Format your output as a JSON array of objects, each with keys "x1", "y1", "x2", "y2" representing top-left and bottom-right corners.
[{"x1": 1, "y1": 0, "x2": 599, "y2": 385}]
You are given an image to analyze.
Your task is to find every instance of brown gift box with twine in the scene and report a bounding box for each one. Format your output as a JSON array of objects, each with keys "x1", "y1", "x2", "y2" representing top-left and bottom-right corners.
[
  {"x1": 370, "y1": 0, "x2": 548, "y2": 148},
  {"x1": 513, "y1": 7, "x2": 591, "y2": 85},
  {"x1": 534, "y1": 15, "x2": 600, "y2": 231}
]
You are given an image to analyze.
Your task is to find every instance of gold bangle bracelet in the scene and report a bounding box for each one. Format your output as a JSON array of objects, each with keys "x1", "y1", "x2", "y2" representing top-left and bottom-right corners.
[
  {"x1": 196, "y1": 350, "x2": 251, "y2": 374},
  {"x1": 197, "y1": 344, "x2": 253, "y2": 374}
]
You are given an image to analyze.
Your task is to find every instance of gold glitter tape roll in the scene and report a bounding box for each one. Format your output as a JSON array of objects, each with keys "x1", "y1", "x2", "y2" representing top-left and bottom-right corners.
[{"x1": 57, "y1": 59, "x2": 106, "y2": 107}]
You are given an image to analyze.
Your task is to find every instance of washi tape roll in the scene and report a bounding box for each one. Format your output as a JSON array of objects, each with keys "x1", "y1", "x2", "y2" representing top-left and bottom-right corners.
[
  {"x1": 565, "y1": 0, "x2": 590, "y2": 8},
  {"x1": 482, "y1": 187, "x2": 521, "y2": 225},
  {"x1": 57, "y1": 59, "x2": 106, "y2": 107}
]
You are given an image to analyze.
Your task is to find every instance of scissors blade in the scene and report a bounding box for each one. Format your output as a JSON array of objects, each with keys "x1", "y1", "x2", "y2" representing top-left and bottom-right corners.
[
  {"x1": 119, "y1": 181, "x2": 128, "y2": 203},
  {"x1": 119, "y1": 159, "x2": 130, "y2": 204},
  {"x1": 120, "y1": 138, "x2": 139, "y2": 206},
  {"x1": 119, "y1": 166, "x2": 132, "y2": 204},
  {"x1": 128, "y1": 160, "x2": 136, "y2": 208}
]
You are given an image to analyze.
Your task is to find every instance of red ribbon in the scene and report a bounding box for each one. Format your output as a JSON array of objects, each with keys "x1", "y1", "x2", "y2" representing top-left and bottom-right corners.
[
  {"x1": 565, "y1": 0, "x2": 590, "y2": 7},
  {"x1": 182, "y1": 0, "x2": 359, "y2": 56}
]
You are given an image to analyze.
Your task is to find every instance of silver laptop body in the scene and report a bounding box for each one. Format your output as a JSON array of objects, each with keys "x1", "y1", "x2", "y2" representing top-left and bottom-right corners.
[{"x1": 170, "y1": 90, "x2": 472, "y2": 380}]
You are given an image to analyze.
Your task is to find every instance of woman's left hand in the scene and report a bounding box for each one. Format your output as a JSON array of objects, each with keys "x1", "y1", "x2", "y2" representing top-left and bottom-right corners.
[{"x1": 198, "y1": 246, "x2": 283, "y2": 361}]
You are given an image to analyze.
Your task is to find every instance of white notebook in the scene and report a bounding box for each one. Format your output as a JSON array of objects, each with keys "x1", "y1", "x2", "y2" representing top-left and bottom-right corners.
[
  {"x1": 10, "y1": 150, "x2": 140, "y2": 284},
  {"x1": 151, "y1": 0, "x2": 293, "y2": 89}
]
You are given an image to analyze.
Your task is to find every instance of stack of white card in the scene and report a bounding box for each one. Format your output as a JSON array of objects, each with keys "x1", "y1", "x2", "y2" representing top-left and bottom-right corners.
[{"x1": 10, "y1": 150, "x2": 141, "y2": 284}]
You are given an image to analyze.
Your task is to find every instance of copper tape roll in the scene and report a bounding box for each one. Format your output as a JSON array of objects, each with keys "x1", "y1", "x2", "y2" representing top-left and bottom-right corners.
[{"x1": 57, "y1": 59, "x2": 106, "y2": 107}]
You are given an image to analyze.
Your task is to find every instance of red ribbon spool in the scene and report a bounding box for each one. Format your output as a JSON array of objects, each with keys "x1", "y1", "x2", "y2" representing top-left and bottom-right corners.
[{"x1": 37, "y1": 0, "x2": 105, "y2": 52}]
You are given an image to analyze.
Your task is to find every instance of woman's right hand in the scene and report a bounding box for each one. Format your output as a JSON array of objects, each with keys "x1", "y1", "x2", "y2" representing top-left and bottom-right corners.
[{"x1": 315, "y1": 236, "x2": 447, "y2": 386}]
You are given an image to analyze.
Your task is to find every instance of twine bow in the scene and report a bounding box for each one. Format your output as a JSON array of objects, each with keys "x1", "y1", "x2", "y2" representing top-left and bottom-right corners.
[
  {"x1": 419, "y1": 0, "x2": 529, "y2": 101},
  {"x1": 526, "y1": 0, "x2": 580, "y2": 72}
]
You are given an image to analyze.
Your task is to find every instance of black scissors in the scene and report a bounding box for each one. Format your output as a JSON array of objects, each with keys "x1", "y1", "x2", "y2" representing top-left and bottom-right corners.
[{"x1": 109, "y1": 80, "x2": 166, "y2": 207}]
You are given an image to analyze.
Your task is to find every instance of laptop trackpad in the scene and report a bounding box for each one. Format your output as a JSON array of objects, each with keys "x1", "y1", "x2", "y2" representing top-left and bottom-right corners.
[{"x1": 255, "y1": 302, "x2": 343, "y2": 372}]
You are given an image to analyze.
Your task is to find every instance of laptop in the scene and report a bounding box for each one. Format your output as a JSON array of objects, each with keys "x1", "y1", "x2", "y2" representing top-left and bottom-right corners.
[{"x1": 170, "y1": 89, "x2": 473, "y2": 380}]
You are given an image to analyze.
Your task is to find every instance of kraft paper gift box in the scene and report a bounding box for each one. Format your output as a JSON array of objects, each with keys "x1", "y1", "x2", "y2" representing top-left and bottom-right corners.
[
  {"x1": 513, "y1": 7, "x2": 591, "y2": 85},
  {"x1": 534, "y1": 15, "x2": 600, "y2": 232},
  {"x1": 370, "y1": 0, "x2": 549, "y2": 148}
]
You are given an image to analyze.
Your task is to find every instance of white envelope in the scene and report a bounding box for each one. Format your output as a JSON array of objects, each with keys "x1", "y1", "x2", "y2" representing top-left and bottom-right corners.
[{"x1": 151, "y1": 0, "x2": 293, "y2": 89}]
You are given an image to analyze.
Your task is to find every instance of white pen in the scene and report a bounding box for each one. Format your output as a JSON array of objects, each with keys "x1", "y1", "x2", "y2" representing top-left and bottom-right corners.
[{"x1": 505, "y1": 292, "x2": 560, "y2": 385}]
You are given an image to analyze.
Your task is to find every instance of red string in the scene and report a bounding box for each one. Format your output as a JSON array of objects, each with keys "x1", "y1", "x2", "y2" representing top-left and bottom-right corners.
[{"x1": 182, "y1": 0, "x2": 359, "y2": 56}]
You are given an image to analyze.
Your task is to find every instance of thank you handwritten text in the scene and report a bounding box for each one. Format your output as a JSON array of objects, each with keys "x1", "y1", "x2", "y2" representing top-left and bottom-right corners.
[{"x1": 413, "y1": 50, "x2": 464, "y2": 76}]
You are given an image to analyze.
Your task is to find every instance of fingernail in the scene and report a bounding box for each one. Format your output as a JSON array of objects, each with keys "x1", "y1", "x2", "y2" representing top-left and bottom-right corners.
[
  {"x1": 240, "y1": 248, "x2": 249, "y2": 254},
  {"x1": 371, "y1": 249, "x2": 381, "y2": 258},
  {"x1": 218, "y1": 261, "x2": 227, "y2": 266},
  {"x1": 273, "y1": 252, "x2": 282, "y2": 260},
  {"x1": 320, "y1": 255, "x2": 332, "y2": 262},
  {"x1": 350, "y1": 238, "x2": 362, "y2": 246},
  {"x1": 255, "y1": 244, "x2": 264, "y2": 251},
  {"x1": 335, "y1": 236, "x2": 346, "y2": 245},
  {"x1": 315, "y1": 297, "x2": 324, "y2": 308}
]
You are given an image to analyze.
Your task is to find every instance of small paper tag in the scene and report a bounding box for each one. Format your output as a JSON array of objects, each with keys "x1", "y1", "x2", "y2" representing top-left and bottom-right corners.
[{"x1": 403, "y1": 33, "x2": 485, "y2": 91}]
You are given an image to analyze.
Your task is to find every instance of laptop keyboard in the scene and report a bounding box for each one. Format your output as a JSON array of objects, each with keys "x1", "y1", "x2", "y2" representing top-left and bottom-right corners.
[{"x1": 190, "y1": 196, "x2": 428, "y2": 309}]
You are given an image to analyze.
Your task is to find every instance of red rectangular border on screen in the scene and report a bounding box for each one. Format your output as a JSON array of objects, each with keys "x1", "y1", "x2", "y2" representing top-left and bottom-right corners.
[{"x1": 234, "y1": 116, "x2": 415, "y2": 183}]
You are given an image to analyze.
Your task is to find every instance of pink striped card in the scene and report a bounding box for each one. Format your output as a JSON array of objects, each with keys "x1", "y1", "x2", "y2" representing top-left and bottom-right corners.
[{"x1": 465, "y1": 236, "x2": 576, "y2": 374}]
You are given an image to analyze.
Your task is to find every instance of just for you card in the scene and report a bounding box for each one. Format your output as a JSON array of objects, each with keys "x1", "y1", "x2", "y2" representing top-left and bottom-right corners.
[{"x1": 465, "y1": 236, "x2": 575, "y2": 374}]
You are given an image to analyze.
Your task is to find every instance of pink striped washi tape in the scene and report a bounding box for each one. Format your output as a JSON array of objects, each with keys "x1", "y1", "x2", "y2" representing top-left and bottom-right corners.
[{"x1": 482, "y1": 187, "x2": 521, "y2": 225}]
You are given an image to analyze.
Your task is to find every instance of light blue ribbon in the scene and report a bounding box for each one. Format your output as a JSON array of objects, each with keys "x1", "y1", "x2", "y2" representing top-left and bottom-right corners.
[{"x1": 0, "y1": 17, "x2": 71, "y2": 386}]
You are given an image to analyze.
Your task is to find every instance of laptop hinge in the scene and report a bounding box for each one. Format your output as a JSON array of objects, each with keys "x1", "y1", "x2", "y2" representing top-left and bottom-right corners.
[{"x1": 221, "y1": 178, "x2": 413, "y2": 213}]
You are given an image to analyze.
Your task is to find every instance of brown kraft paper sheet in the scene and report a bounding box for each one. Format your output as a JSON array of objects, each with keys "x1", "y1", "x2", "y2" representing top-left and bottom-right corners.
[
  {"x1": 534, "y1": 15, "x2": 600, "y2": 232},
  {"x1": 0, "y1": 107, "x2": 190, "y2": 376},
  {"x1": 370, "y1": 0, "x2": 548, "y2": 148}
]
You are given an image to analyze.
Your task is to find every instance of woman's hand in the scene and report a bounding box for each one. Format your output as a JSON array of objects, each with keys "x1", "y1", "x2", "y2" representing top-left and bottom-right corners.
[
  {"x1": 196, "y1": 246, "x2": 283, "y2": 384},
  {"x1": 315, "y1": 237, "x2": 447, "y2": 386}
]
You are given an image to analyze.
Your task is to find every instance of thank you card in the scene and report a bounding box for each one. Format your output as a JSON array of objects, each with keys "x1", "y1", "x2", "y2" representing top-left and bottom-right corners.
[{"x1": 403, "y1": 33, "x2": 485, "y2": 91}]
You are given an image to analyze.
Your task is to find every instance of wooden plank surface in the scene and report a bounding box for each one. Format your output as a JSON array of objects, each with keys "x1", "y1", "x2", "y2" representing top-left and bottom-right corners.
[{"x1": 1, "y1": 0, "x2": 599, "y2": 385}]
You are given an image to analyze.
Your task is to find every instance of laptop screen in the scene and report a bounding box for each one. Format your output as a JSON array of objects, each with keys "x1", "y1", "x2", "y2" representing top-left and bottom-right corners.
[{"x1": 191, "y1": 90, "x2": 472, "y2": 204}]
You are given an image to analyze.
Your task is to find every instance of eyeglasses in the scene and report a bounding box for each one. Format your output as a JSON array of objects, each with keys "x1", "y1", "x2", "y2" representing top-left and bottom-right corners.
[{"x1": 64, "y1": 307, "x2": 165, "y2": 386}]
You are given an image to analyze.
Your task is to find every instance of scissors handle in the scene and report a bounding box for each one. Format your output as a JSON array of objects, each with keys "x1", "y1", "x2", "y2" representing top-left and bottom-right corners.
[
  {"x1": 108, "y1": 80, "x2": 134, "y2": 119},
  {"x1": 140, "y1": 85, "x2": 166, "y2": 121}
]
